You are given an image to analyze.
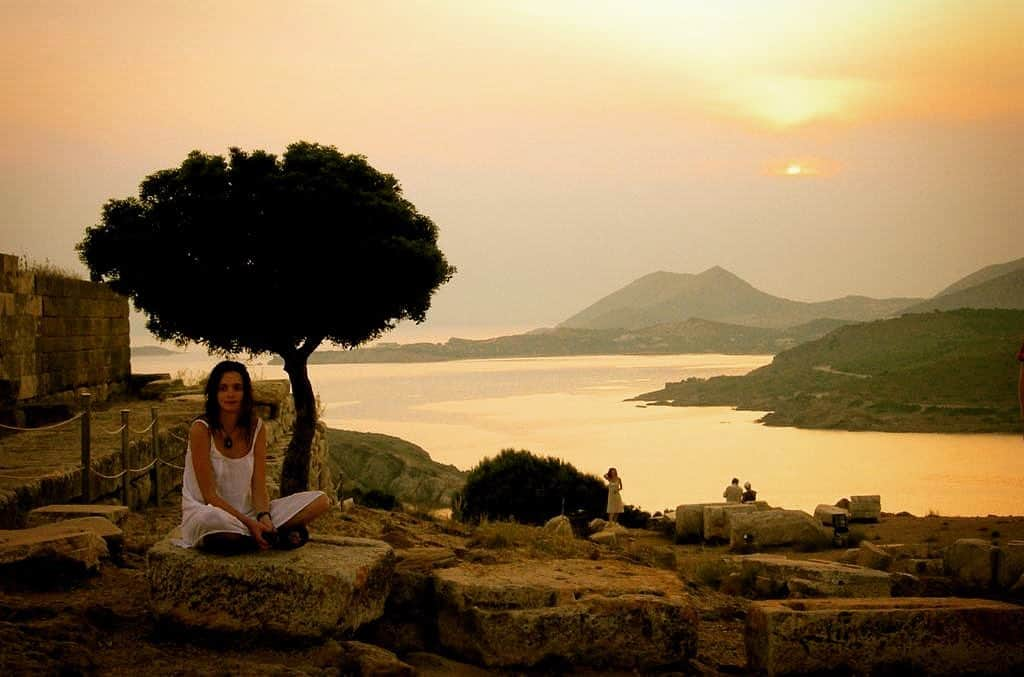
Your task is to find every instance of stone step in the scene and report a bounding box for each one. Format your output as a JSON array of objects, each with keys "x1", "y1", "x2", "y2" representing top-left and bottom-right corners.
[
  {"x1": 148, "y1": 534, "x2": 395, "y2": 640},
  {"x1": 27, "y1": 503, "x2": 130, "y2": 528},
  {"x1": 746, "y1": 597, "x2": 1024, "y2": 676}
]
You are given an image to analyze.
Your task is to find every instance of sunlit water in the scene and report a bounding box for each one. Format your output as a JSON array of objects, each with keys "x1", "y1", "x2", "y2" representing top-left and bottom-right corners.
[{"x1": 134, "y1": 352, "x2": 1024, "y2": 516}]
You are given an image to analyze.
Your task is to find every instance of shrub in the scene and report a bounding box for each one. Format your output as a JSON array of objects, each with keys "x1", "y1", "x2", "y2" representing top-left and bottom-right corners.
[
  {"x1": 351, "y1": 488, "x2": 397, "y2": 510},
  {"x1": 620, "y1": 505, "x2": 651, "y2": 529},
  {"x1": 454, "y1": 448, "x2": 606, "y2": 525}
]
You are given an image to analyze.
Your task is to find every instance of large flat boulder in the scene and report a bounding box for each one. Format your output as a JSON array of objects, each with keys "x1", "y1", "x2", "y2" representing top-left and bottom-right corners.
[
  {"x1": 675, "y1": 502, "x2": 720, "y2": 542},
  {"x1": 746, "y1": 597, "x2": 1024, "y2": 676},
  {"x1": 736, "y1": 555, "x2": 891, "y2": 598},
  {"x1": 703, "y1": 503, "x2": 759, "y2": 542},
  {"x1": 434, "y1": 559, "x2": 698, "y2": 670},
  {"x1": 728, "y1": 510, "x2": 830, "y2": 551},
  {"x1": 148, "y1": 535, "x2": 394, "y2": 640},
  {"x1": 27, "y1": 504, "x2": 130, "y2": 528},
  {"x1": 998, "y1": 540, "x2": 1024, "y2": 589}
]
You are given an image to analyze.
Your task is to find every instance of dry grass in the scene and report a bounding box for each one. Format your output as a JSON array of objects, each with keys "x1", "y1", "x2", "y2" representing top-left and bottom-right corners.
[
  {"x1": 21, "y1": 256, "x2": 83, "y2": 280},
  {"x1": 468, "y1": 520, "x2": 596, "y2": 560}
]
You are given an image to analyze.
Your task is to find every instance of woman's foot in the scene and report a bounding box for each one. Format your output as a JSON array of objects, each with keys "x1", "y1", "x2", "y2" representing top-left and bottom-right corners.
[{"x1": 273, "y1": 524, "x2": 309, "y2": 550}]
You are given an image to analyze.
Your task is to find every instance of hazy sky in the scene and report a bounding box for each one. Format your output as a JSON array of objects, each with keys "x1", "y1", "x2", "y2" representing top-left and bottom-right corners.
[{"x1": 2, "y1": 1, "x2": 1021, "y2": 343}]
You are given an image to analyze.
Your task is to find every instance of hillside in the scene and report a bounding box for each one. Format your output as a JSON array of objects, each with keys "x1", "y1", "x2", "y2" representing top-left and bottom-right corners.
[
  {"x1": 325, "y1": 429, "x2": 466, "y2": 507},
  {"x1": 297, "y1": 317, "x2": 857, "y2": 364},
  {"x1": 559, "y1": 266, "x2": 918, "y2": 330},
  {"x1": 633, "y1": 309, "x2": 1024, "y2": 433},
  {"x1": 934, "y1": 256, "x2": 1024, "y2": 297},
  {"x1": 899, "y1": 268, "x2": 1024, "y2": 314}
]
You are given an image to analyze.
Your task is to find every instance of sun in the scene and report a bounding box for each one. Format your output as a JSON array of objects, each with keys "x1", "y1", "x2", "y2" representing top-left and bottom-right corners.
[{"x1": 785, "y1": 164, "x2": 804, "y2": 175}]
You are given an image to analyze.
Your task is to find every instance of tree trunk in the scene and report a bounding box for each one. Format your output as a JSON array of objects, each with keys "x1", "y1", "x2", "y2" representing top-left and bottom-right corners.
[{"x1": 280, "y1": 350, "x2": 317, "y2": 496}]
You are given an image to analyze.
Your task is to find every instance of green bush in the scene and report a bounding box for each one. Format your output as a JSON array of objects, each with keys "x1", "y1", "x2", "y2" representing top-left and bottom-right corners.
[
  {"x1": 454, "y1": 448, "x2": 606, "y2": 525},
  {"x1": 620, "y1": 505, "x2": 651, "y2": 529}
]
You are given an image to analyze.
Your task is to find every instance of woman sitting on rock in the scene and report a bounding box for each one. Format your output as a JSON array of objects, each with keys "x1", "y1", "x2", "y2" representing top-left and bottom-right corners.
[{"x1": 178, "y1": 360, "x2": 329, "y2": 553}]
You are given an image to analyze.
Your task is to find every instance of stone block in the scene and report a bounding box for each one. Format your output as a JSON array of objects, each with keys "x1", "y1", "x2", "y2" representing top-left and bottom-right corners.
[
  {"x1": 0, "y1": 523, "x2": 109, "y2": 572},
  {"x1": 855, "y1": 540, "x2": 893, "y2": 571},
  {"x1": 434, "y1": 559, "x2": 698, "y2": 670},
  {"x1": 148, "y1": 535, "x2": 394, "y2": 639},
  {"x1": 704, "y1": 503, "x2": 758, "y2": 541},
  {"x1": 894, "y1": 558, "x2": 944, "y2": 576},
  {"x1": 944, "y1": 538, "x2": 996, "y2": 589},
  {"x1": 728, "y1": 509, "x2": 830, "y2": 551},
  {"x1": 27, "y1": 504, "x2": 129, "y2": 527},
  {"x1": 675, "y1": 502, "x2": 719, "y2": 542},
  {"x1": 998, "y1": 540, "x2": 1024, "y2": 589},
  {"x1": 848, "y1": 494, "x2": 881, "y2": 522},
  {"x1": 20, "y1": 516, "x2": 124, "y2": 555},
  {"x1": 746, "y1": 598, "x2": 1024, "y2": 676},
  {"x1": 736, "y1": 555, "x2": 891, "y2": 598},
  {"x1": 813, "y1": 503, "x2": 849, "y2": 526}
]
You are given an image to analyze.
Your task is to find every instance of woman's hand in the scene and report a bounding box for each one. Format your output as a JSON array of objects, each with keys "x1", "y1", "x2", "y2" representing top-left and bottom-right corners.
[{"x1": 246, "y1": 516, "x2": 276, "y2": 550}]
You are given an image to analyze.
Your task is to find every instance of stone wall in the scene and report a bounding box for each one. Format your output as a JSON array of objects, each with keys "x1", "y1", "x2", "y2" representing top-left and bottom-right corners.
[{"x1": 0, "y1": 252, "x2": 129, "y2": 410}]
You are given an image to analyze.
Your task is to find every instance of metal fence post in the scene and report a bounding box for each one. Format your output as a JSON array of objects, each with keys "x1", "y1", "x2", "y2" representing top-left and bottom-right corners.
[
  {"x1": 80, "y1": 393, "x2": 92, "y2": 503},
  {"x1": 120, "y1": 409, "x2": 130, "y2": 506},
  {"x1": 150, "y1": 406, "x2": 160, "y2": 506}
]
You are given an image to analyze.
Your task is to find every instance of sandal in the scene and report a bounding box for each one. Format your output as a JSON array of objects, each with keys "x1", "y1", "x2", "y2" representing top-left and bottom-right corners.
[{"x1": 274, "y1": 524, "x2": 309, "y2": 550}]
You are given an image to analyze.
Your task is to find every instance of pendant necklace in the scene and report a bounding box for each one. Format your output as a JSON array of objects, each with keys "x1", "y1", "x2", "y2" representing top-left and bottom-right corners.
[{"x1": 222, "y1": 424, "x2": 236, "y2": 449}]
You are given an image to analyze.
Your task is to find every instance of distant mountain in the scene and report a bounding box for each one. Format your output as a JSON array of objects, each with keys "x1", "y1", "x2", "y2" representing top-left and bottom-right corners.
[
  {"x1": 934, "y1": 256, "x2": 1024, "y2": 297},
  {"x1": 288, "y1": 317, "x2": 858, "y2": 365},
  {"x1": 130, "y1": 345, "x2": 178, "y2": 356},
  {"x1": 634, "y1": 308, "x2": 1024, "y2": 433},
  {"x1": 899, "y1": 268, "x2": 1024, "y2": 314},
  {"x1": 559, "y1": 266, "x2": 919, "y2": 330}
]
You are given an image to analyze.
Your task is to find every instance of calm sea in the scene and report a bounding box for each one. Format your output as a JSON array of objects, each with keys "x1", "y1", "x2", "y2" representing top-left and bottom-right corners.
[{"x1": 133, "y1": 352, "x2": 1024, "y2": 517}]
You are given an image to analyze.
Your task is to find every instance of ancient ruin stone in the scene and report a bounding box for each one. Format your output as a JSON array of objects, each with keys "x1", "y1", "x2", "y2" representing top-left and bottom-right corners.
[
  {"x1": 0, "y1": 523, "x2": 109, "y2": 579},
  {"x1": 813, "y1": 503, "x2": 849, "y2": 526},
  {"x1": 148, "y1": 535, "x2": 394, "y2": 639},
  {"x1": 998, "y1": 540, "x2": 1024, "y2": 590},
  {"x1": 728, "y1": 509, "x2": 830, "y2": 551},
  {"x1": 855, "y1": 540, "x2": 893, "y2": 571},
  {"x1": 848, "y1": 495, "x2": 881, "y2": 522},
  {"x1": 434, "y1": 559, "x2": 698, "y2": 670},
  {"x1": 746, "y1": 598, "x2": 1024, "y2": 675},
  {"x1": 26, "y1": 504, "x2": 130, "y2": 528},
  {"x1": 944, "y1": 538, "x2": 997, "y2": 590},
  {"x1": 735, "y1": 555, "x2": 891, "y2": 598},
  {"x1": 704, "y1": 503, "x2": 759, "y2": 542}
]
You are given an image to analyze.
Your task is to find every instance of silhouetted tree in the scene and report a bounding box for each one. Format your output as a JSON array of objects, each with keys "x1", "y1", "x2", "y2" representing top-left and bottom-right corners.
[{"x1": 78, "y1": 142, "x2": 454, "y2": 494}]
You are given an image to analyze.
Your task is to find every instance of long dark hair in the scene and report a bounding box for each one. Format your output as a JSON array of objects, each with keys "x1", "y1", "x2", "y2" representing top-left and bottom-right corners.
[{"x1": 202, "y1": 360, "x2": 255, "y2": 443}]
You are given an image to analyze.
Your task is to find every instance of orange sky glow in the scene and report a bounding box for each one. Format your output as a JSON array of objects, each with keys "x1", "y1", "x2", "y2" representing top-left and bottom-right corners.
[{"x1": 1, "y1": 0, "x2": 1021, "y2": 337}]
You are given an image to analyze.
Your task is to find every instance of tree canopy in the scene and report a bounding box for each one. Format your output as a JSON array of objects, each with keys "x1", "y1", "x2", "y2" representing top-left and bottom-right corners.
[{"x1": 78, "y1": 141, "x2": 454, "y2": 492}]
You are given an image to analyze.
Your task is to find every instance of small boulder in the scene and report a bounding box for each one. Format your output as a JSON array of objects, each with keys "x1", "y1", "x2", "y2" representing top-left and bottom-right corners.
[
  {"x1": 27, "y1": 504, "x2": 130, "y2": 528},
  {"x1": 944, "y1": 538, "x2": 997, "y2": 590},
  {"x1": 587, "y1": 518, "x2": 607, "y2": 534},
  {"x1": 889, "y1": 572, "x2": 924, "y2": 597},
  {"x1": 313, "y1": 639, "x2": 414, "y2": 676},
  {"x1": 543, "y1": 515, "x2": 573, "y2": 539},
  {"x1": 0, "y1": 523, "x2": 109, "y2": 581},
  {"x1": 998, "y1": 540, "x2": 1024, "y2": 590},
  {"x1": 856, "y1": 541, "x2": 893, "y2": 571}
]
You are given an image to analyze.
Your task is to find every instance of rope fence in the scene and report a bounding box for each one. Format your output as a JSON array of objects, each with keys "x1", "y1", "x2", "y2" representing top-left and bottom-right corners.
[{"x1": 0, "y1": 393, "x2": 189, "y2": 506}]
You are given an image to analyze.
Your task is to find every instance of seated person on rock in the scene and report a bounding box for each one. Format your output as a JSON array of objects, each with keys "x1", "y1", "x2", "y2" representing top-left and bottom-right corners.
[
  {"x1": 178, "y1": 360, "x2": 330, "y2": 553},
  {"x1": 723, "y1": 477, "x2": 742, "y2": 503},
  {"x1": 741, "y1": 481, "x2": 757, "y2": 503}
]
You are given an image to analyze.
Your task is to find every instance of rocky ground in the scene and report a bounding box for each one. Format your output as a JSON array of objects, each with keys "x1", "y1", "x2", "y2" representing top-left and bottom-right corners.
[{"x1": 2, "y1": 504, "x2": 1023, "y2": 675}]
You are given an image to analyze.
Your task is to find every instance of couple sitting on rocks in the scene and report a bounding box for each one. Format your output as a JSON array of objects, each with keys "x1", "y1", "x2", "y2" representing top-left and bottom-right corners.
[
  {"x1": 177, "y1": 360, "x2": 329, "y2": 554},
  {"x1": 723, "y1": 477, "x2": 757, "y2": 504}
]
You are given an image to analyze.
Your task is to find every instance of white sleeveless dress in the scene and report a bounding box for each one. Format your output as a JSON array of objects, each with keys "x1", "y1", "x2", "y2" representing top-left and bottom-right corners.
[{"x1": 177, "y1": 418, "x2": 325, "y2": 548}]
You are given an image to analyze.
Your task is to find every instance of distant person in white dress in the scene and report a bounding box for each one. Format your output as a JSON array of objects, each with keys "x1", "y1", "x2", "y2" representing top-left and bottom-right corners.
[
  {"x1": 723, "y1": 477, "x2": 742, "y2": 503},
  {"x1": 604, "y1": 467, "x2": 624, "y2": 523},
  {"x1": 178, "y1": 360, "x2": 330, "y2": 553}
]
